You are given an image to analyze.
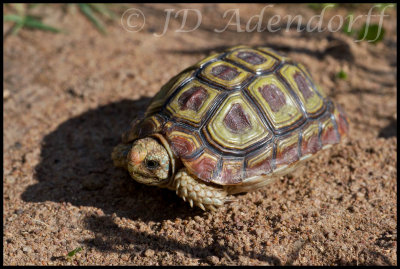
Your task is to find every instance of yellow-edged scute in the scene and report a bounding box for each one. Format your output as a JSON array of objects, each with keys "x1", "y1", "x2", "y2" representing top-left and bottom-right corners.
[{"x1": 137, "y1": 46, "x2": 348, "y2": 185}]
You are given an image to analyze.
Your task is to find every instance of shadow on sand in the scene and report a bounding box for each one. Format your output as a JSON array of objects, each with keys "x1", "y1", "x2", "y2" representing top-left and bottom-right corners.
[{"x1": 21, "y1": 97, "x2": 282, "y2": 264}]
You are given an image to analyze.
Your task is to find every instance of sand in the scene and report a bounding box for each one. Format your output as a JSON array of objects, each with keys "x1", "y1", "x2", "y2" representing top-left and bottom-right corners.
[{"x1": 3, "y1": 4, "x2": 397, "y2": 265}]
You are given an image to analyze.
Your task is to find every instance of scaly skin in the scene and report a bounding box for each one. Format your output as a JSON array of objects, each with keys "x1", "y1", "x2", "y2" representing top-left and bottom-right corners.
[{"x1": 173, "y1": 168, "x2": 228, "y2": 211}]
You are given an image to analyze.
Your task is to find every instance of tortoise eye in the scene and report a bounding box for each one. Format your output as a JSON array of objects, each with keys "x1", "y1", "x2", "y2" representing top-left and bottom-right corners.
[{"x1": 145, "y1": 159, "x2": 159, "y2": 170}]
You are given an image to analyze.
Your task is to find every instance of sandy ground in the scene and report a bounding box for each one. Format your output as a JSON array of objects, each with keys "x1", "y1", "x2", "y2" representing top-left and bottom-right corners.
[{"x1": 3, "y1": 4, "x2": 397, "y2": 265}]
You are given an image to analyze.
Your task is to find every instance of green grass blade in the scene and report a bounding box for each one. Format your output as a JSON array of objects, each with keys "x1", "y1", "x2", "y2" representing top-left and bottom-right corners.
[
  {"x1": 342, "y1": 13, "x2": 354, "y2": 36},
  {"x1": 3, "y1": 14, "x2": 24, "y2": 23},
  {"x1": 11, "y1": 20, "x2": 25, "y2": 35},
  {"x1": 28, "y1": 3, "x2": 43, "y2": 10},
  {"x1": 89, "y1": 4, "x2": 118, "y2": 20},
  {"x1": 67, "y1": 247, "x2": 83, "y2": 258},
  {"x1": 4, "y1": 14, "x2": 25, "y2": 35},
  {"x1": 358, "y1": 23, "x2": 385, "y2": 44},
  {"x1": 79, "y1": 3, "x2": 106, "y2": 34},
  {"x1": 24, "y1": 16, "x2": 62, "y2": 33},
  {"x1": 336, "y1": 70, "x2": 348, "y2": 80}
]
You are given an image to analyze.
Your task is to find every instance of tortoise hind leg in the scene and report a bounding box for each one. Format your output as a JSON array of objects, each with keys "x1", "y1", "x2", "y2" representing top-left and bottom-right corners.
[{"x1": 173, "y1": 169, "x2": 228, "y2": 211}]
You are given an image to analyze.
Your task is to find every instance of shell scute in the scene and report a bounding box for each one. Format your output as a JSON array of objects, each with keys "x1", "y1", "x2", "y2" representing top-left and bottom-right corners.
[
  {"x1": 257, "y1": 47, "x2": 291, "y2": 62},
  {"x1": 183, "y1": 149, "x2": 220, "y2": 182},
  {"x1": 225, "y1": 48, "x2": 278, "y2": 73},
  {"x1": 220, "y1": 158, "x2": 244, "y2": 184},
  {"x1": 206, "y1": 92, "x2": 272, "y2": 151},
  {"x1": 300, "y1": 121, "x2": 321, "y2": 156},
  {"x1": 165, "y1": 126, "x2": 202, "y2": 159},
  {"x1": 246, "y1": 74, "x2": 305, "y2": 132},
  {"x1": 200, "y1": 61, "x2": 253, "y2": 90},
  {"x1": 166, "y1": 79, "x2": 219, "y2": 127},
  {"x1": 279, "y1": 65, "x2": 325, "y2": 117},
  {"x1": 333, "y1": 104, "x2": 349, "y2": 138},
  {"x1": 146, "y1": 69, "x2": 195, "y2": 117},
  {"x1": 320, "y1": 114, "x2": 340, "y2": 147},
  {"x1": 274, "y1": 132, "x2": 300, "y2": 170},
  {"x1": 245, "y1": 145, "x2": 274, "y2": 178}
]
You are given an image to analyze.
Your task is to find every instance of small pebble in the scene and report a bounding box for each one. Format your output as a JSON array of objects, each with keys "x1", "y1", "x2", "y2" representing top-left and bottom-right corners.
[
  {"x1": 4, "y1": 89, "x2": 11, "y2": 100},
  {"x1": 144, "y1": 249, "x2": 154, "y2": 257},
  {"x1": 207, "y1": 255, "x2": 219, "y2": 264},
  {"x1": 22, "y1": 246, "x2": 32, "y2": 254}
]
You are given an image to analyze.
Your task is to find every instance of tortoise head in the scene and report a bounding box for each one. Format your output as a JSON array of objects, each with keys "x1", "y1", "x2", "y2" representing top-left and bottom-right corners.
[{"x1": 112, "y1": 137, "x2": 171, "y2": 186}]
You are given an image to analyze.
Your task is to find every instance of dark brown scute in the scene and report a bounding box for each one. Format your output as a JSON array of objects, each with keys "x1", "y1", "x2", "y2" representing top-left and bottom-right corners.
[
  {"x1": 188, "y1": 155, "x2": 218, "y2": 182},
  {"x1": 294, "y1": 71, "x2": 314, "y2": 100},
  {"x1": 178, "y1": 86, "x2": 209, "y2": 112},
  {"x1": 259, "y1": 84, "x2": 286, "y2": 112},
  {"x1": 237, "y1": 51, "x2": 266, "y2": 65},
  {"x1": 211, "y1": 65, "x2": 240, "y2": 81},
  {"x1": 136, "y1": 120, "x2": 156, "y2": 138},
  {"x1": 170, "y1": 136, "x2": 197, "y2": 158},
  {"x1": 223, "y1": 103, "x2": 252, "y2": 134}
]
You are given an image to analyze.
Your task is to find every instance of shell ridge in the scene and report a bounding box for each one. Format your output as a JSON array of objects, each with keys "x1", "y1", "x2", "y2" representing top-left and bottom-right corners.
[
  {"x1": 254, "y1": 47, "x2": 283, "y2": 62},
  {"x1": 271, "y1": 139, "x2": 277, "y2": 171},
  {"x1": 241, "y1": 86, "x2": 275, "y2": 135},
  {"x1": 183, "y1": 147, "x2": 205, "y2": 161},
  {"x1": 197, "y1": 52, "x2": 253, "y2": 91},
  {"x1": 330, "y1": 107, "x2": 341, "y2": 141},
  {"x1": 200, "y1": 127, "x2": 248, "y2": 157},
  {"x1": 294, "y1": 62, "x2": 327, "y2": 101},
  {"x1": 198, "y1": 92, "x2": 229, "y2": 129},
  {"x1": 195, "y1": 70, "x2": 233, "y2": 92},
  {"x1": 317, "y1": 117, "x2": 323, "y2": 150},
  {"x1": 297, "y1": 127, "x2": 303, "y2": 158},
  {"x1": 265, "y1": 64, "x2": 308, "y2": 134},
  {"x1": 222, "y1": 57, "x2": 256, "y2": 75},
  {"x1": 215, "y1": 157, "x2": 223, "y2": 181},
  {"x1": 274, "y1": 65, "x2": 309, "y2": 120}
]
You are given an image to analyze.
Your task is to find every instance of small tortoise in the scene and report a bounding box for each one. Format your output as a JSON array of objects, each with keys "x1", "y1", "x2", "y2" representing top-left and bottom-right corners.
[{"x1": 112, "y1": 46, "x2": 349, "y2": 211}]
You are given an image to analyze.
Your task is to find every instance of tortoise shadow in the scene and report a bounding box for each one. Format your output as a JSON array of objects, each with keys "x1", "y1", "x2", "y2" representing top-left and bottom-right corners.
[
  {"x1": 21, "y1": 97, "x2": 283, "y2": 264},
  {"x1": 21, "y1": 98, "x2": 202, "y2": 222}
]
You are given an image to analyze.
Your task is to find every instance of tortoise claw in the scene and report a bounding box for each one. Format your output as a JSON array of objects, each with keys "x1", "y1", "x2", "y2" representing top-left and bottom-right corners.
[{"x1": 198, "y1": 203, "x2": 206, "y2": 211}]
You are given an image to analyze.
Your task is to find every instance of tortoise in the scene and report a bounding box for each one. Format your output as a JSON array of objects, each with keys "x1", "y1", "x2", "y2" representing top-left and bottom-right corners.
[{"x1": 112, "y1": 45, "x2": 349, "y2": 211}]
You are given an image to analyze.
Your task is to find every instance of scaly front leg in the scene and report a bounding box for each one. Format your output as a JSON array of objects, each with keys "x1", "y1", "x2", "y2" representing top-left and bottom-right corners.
[{"x1": 173, "y1": 168, "x2": 228, "y2": 211}]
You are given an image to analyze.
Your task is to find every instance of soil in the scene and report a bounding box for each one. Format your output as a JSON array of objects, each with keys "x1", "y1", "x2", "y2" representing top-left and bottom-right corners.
[{"x1": 3, "y1": 4, "x2": 397, "y2": 265}]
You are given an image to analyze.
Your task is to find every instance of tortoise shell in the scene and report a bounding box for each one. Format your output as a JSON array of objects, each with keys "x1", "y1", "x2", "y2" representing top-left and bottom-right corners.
[{"x1": 128, "y1": 46, "x2": 349, "y2": 185}]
